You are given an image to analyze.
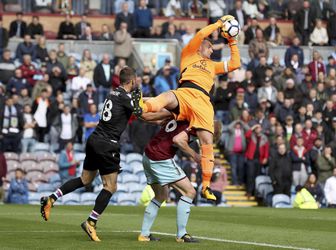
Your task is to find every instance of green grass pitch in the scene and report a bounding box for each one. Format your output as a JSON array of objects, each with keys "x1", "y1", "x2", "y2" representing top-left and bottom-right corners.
[{"x1": 0, "y1": 205, "x2": 335, "y2": 250}]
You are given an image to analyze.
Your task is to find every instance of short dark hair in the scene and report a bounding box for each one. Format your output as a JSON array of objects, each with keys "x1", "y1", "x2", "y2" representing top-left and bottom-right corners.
[{"x1": 119, "y1": 67, "x2": 136, "y2": 86}]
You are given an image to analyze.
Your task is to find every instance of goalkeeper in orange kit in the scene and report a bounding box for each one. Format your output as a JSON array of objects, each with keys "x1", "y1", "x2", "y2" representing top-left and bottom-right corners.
[{"x1": 132, "y1": 16, "x2": 241, "y2": 201}]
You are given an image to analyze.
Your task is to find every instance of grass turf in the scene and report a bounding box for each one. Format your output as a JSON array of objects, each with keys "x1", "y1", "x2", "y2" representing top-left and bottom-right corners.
[{"x1": 0, "y1": 205, "x2": 335, "y2": 249}]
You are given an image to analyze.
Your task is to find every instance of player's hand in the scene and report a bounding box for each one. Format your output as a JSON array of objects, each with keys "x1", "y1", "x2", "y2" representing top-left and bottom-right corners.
[
  {"x1": 217, "y1": 15, "x2": 235, "y2": 28},
  {"x1": 193, "y1": 153, "x2": 201, "y2": 164},
  {"x1": 226, "y1": 36, "x2": 238, "y2": 46}
]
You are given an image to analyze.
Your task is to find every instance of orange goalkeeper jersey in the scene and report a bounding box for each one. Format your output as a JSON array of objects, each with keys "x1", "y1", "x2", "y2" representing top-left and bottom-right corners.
[{"x1": 179, "y1": 23, "x2": 240, "y2": 94}]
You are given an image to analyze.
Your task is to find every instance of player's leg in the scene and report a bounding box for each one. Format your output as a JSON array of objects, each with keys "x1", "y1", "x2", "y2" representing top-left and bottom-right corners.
[
  {"x1": 81, "y1": 172, "x2": 118, "y2": 242},
  {"x1": 171, "y1": 178, "x2": 198, "y2": 243},
  {"x1": 40, "y1": 170, "x2": 97, "y2": 221},
  {"x1": 132, "y1": 90, "x2": 178, "y2": 116},
  {"x1": 196, "y1": 129, "x2": 217, "y2": 201},
  {"x1": 138, "y1": 183, "x2": 167, "y2": 242}
]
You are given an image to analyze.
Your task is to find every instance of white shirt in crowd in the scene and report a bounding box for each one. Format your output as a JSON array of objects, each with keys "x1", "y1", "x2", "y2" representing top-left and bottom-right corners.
[
  {"x1": 102, "y1": 63, "x2": 111, "y2": 82},
  {"x1": 324, "y1": 176, "x2": 336, "y2": 205},
  {"x1": 60, "y1": 113, "x2": 72, "y2": 140},
  {"x1": 71, "y1": 76, "x2": 91, "y2": 92},
  {"x1": 310, "y1": 27, "x2": 329, "y2": 45},
  {"x1": 23, "y1": 113, "x2": 34, "y2": 139},
  {"x1": 165, "y1": 0, "x2": 182, "y2": 17},
  {"x1": 34, "y1": 99, "x2": 48, "y2": 128},
  {"x1": 208, "y1": 0, "x2": 226, "y2": 18},
  {"x1": 242, "y1": 1, "x2": 263, "y2": 19}
]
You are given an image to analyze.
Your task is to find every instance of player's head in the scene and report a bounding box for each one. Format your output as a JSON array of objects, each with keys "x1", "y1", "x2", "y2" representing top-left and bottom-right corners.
[
  {"x1": 119, "y1": 66, "x2": 137, "y2": 92},
  {"x1": 199, "y1": 38, "x2": 213, "y2": 59}
]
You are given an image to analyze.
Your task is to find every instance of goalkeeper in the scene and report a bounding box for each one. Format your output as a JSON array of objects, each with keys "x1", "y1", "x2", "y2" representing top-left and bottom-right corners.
[{"x1": 132, "y1": 15, "x2": 241, "y2": 201}]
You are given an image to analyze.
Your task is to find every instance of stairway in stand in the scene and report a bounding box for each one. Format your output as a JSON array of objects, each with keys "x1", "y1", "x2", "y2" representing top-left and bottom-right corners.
[{"x1": 213, "y1": 147, "x2": 258, "y2": 207}]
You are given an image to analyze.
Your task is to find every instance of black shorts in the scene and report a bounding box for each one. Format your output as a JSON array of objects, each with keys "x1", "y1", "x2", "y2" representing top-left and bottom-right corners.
[{"x1": 83, "y1": 134, "x2": 121, "y2": 175}]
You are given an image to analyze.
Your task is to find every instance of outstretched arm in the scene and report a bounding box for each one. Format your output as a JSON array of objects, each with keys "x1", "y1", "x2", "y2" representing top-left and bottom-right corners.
[
  {"x1": 173, "y1": 131, "x2": 201, "y2": 163},
  {"x1": 141, "y1": 108, "x2": 173, "y2": 123}
]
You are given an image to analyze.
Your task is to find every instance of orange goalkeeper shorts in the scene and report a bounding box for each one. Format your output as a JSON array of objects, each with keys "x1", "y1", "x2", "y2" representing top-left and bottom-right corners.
[{"x1": 171, "y1": 87, "x2": 214, "y2": 134}]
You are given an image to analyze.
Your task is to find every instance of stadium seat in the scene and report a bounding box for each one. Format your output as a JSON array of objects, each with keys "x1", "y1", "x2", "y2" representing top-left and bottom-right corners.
[
  {"x1": 117, "y1": 183, "x2": 129, "y2": 193},
  {"x1": 20, "y1": 153, "x2": 37, "y2": 162},
  {"x1": 5, "y1": 172, "x2": 15, "y2": 182},
  {"x1": 126, "y1": 153, "x2": 143, "y2": 164},
  {"x1": 28, "y1": 192, "x2": 42, "y2": 205},
  {"x1": 36, "y1": 152, "x2": 57, "y2": 163},
  {"x1": 28, "y1": 182, "x2": 37, "y2": 192},
  {"x1": 80, "y1": 192, "x2": 97, "y2": 205},
  {"x1": 120, "y1": 162, "x2": 133, "y2": 174},
  {"x1": 139, "y1": 174, "x2": 147, "y2": 185},
  {"x1": 26, "y1": 170, "x2": 44, "y2": 181},
  {"x1": 272, "y1": 194, "x2": 292, "y2": 208},
  {"x1": 41, "y1": 161, "x2": 59, "y2": 174},
  {"x1": 117, "y1": 193, "x2": 136, "y2": 205},
  {"x1": 73, "y1": 143, "x2": 85, "y2": 153},
  {"x1": 21, "y1": 161, "x2": 38, "y2": 172},
  {"x1": 120, "y1": 154, "x2": 126, "y2": 163},
  {"x1": 4, "y1": 152, "x2": 19, "y2": 161},
  {"x1": 130, "y1": 162, "x2": 144, "y2": 175},
  {"x1": 49, "y1": 173, "x2": 61, "y2": 187},
  {"x1": 34, "y1": 143, "x2": 51, "y2": 152},
  {"x1": 121, "y1": 174, "x2": 139, "y2": 184},
  {"x1": 29, "y1": 172, "x2": 48, "y2": 184},
  {"x1": 74, "y1": 153, "x2": 86, "y2": 162},
  {"x1": 62, "y1": 193, "x2": 81, "y2": 205},
  {"x1": 129, "y1": 184, "x2": 145, "y2": 194},
  {"x1": 37, "y1": 183, "x2": 54, "y2": 193},
  {"x1": 6, "y1": 160, "x2": 20, "y2": 173},
  {"x1": 255, "y1": 175, "x2": 274, "y2": 200}
]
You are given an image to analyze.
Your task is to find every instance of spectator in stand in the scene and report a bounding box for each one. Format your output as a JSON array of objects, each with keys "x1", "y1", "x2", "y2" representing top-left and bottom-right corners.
[
  {"x1": 84, "y1": 103, "x2": 99, "y2": 141},
  {"x1": 0, "y1": 95, "x2": 24, "y2": 153},
  {"x1": 302, "y1": 119, "x2": 318, "y2": 151},
  {"x1": 227, "y1": 120, "x2": 248, "y2": 186},
  {"x1": 310, "y1": 19, "x2": 329, "y2": 46},
  {"x1": 243, "y1": 0, "x2": 263, "y2": 19},
  {"x1": 269, "y1": 143, "x2": 292, "y2": 196},
  {"x1": 214, "y1": 78, "x2": 232, "y2": 125},
  {"x1": 305, "y1": 173, "x2": 325, "y2": 206},
  {"x1": 34, "y1": 36, "x2": 49, "y2": 63},
  {"x1": 134, "y1": 0, "x2": 153, "y2": 38},
  {"x1": 15, "y1": 34, "x2": 35, "y2": 62},
  {"x1": 58, "y1": 142, "x2": 80, "y2": 183},
  {"x1": 284, "y1": 37, "x2": 304, "y2": 69},
  {"x1": 164, "y1": 23, "x2": 182, "y2": 41},
  {"x1": 153, "y1": 65, "x2": 178, "y2": 95},
  {"x1": 290, "y1": 136, "x2": 310, "y2": 186},
  {"x1": 19, "y1": 54, "x2": 37, "y2": 88},
  {"x1": 271, "y1": 55, "x2": 284, "y2": 77},
  {"x1": 165, "y1": 0, "x2": 183, "y2": 17},
  {"x1": 9, "y1": 12, "x2": 27, "y2": 38},
  {"x1": 327, "y1": 11, "x2": 336, "y2": 46},
  {"x1": 294, "y1": 0, "x2": 316, "y2": 45},
  {"x1": 244, "y1": 18, "x2": 261, "y2": 45},
  {"x1": 55, "y1": 105, "x2": 78, "y2": 150},
  {"x1": 27, "y1": 15, "x2": 44, "y2": 39},
  {"x1": 0, "y1": 49, "x2": 15, "y2": 85},
  {"x1": 78, "y1": 84, "x2": 98, "y2": 115},
  {"x1": 210, "y1": 29, "x2": 224, "y2": 62},
  {"x1": 244, "y1": 82, "x2": 258, "y2": 114},
  {"x1": 188, "y1": 0, "x2": 205, "y2": 18},
  {"x1": 79, "y1": 26, "x2": 96, "y2": 41},
  {"x1": 18, "y1": 87, "x2": 32, "y2": 108},
  {"x1": 269, "y1": 0, "x2": 288, "y2": 19},
  {"x1": 80, "y1": 49, "x2": 96, "y2": 82},
  {"x1": 248, "y1": 29, "x2": 269, "y2": 66},
  {"x1": 245, "y1": 124, "x2": 269, "y2": 198},
  {"x1": 264, "y1": 17, "x2": 282, "y2": 46},
  {"x1": 318, "y1": 146, "x2": 336, "y2": 184},
  {"x1": 111, "y1": 58, "x2": 126, "y2": 89},
  {"x1": 114, "y1": 0, "x2": 135, "y2": 14},
  {"x1": 31, "y1": 73, "x2": 50, "y2": 101},
  {"x1": 56, "y1": 43, "x2": 68, "y2": 69},
  {"x1": 308, "y1": 50, "x2": 326, "y2": 84},
  {"x1": 49, "y1": 64, "x2": 67, "y2": 94},
  {"x1": 229, "y1": 0, "x2": 248, "y2": 36},
  {"x1": 32, "y1": 88, "x2": 50, "y2": 142},
  {"x1": 113, "y1": 22, "x2": 133, "y2": 64},
  {"x1": 257, "y1": 77, "x2": 277, "y2": 105},
  {"x1": 93, "y1": 53, "x2": 113, "y2": 104},
  {"x1": 324, "y1": 167, "x2": 336, "y2": 208},
  {"x1": 21, "y1": 104, "x2": 36, "y2": 153},
  {"x1": 57, "y1": 14, "x2": 76, "y2": 40},
  {"x1": 99, "y1": 24, "x2": 113, "y2": 41},
  {"x1": 181, "y1": 25, "x2": 194, "y2": 47},
  {"x1": 151, "y1": 25, "x2": 164, "y2": 39},
  {"x1": 7, "y1": 69, "x2": 29, "y2": 95},
  {"x1": 230, "y1": 88, "x2": 247, "y2": 121},
  {"x1": 313, "y1": 0, "x2": 332, "y2": 20},
  {"x1": 253, "y1": 56, "x2": 268, "y2": 85},
  {"x1": 6, "y1": 168, "x2": 28, "y2": 204},
  {"x1": 250, "y1": 108, "x2": 271, "y2": 135},
  {"x1": 0, "y1": 151, "x2": 7, "y2": 203},
  {"x1": 71, "y1": 68, "x2": 91, "y2": 97},
  {"x1": 0, "y1": 18, "x2": 9, "y2": 55},
  {"x1": 115, "y1": 2, "x2": 135, "y2": 34},
  {"x1": 75, "y1": 13, "x2": 91, "y2": 39},
  {"x1": 161, "y1": 16, "x2": 177, "y2": 35},
  {"x1": 208, "y1": 0, "x2": 226, "y2": 24},
  {"x1": 210, "y1": 157, "x2": 228, "y2": 205}
]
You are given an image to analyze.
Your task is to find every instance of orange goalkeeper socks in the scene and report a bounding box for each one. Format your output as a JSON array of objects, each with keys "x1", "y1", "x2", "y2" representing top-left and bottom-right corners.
[{"x1": 200, "y1": 144, "x2": 214, "y2": 189}]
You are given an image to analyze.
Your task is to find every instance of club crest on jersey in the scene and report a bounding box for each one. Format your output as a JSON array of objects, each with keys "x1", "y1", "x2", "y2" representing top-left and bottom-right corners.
[
  {"x1": 192, "y1": 60, "x2": 210, "y2": 74},
  {"x1": 165, "y1": 120, "x2": 177, "y2": 132}
]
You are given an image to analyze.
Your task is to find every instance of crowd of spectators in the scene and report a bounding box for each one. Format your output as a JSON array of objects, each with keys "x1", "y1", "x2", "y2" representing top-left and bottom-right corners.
[{"x1": 0, "y1": 0, "x2": 335, "y2": 207}]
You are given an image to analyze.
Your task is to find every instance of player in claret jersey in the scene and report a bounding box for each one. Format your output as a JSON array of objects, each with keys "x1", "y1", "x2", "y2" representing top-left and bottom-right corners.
[{"x1": 138, "y1": 119, "x2": 200, "y2": 243}]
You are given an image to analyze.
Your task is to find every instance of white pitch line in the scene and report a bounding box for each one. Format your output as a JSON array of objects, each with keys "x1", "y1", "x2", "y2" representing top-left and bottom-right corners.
[{"x1": 0, "y1": 229, "x2": 317, "y2": 250}]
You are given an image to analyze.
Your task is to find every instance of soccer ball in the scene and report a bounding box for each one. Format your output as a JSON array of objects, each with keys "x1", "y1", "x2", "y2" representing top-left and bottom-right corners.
[{"x1": 221, "y1": 19, "x2": 240, "y2": 39}]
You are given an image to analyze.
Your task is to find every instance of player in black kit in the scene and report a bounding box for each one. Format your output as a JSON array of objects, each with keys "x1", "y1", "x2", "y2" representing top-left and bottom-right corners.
[{"x1": 40, "y1": 67, "x2": 138, "y2": 242}]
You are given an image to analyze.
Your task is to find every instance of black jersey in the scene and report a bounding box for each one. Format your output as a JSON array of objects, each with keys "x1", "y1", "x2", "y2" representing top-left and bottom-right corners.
[{"x1": 92, "y1": 87, "x2": 133, "y2": 142}]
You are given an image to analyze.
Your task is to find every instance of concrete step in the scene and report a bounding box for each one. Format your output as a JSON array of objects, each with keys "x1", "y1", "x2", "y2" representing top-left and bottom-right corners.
[
  {"x1": 223, "y1": 190, "x2": 246, "y2": 195},
  {"x1": 225, "y1": 195, "x2": 255, "y2": 201},
  {"x1": 226, "y1": 201, "x2": 258, "y2": 207}
]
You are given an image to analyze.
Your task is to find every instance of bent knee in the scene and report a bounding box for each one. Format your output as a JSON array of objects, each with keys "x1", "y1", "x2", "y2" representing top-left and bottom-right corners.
[
  {"x1": 103, "y1": 183, "x2": 117, "y2": 193},
  {"x1": 186, "y1": 188, "x2": 196, "y2": 199}
]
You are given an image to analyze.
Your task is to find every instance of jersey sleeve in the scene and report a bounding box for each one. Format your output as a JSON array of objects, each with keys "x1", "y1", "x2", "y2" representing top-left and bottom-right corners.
[
  {"x1": 214, "y1": 61, "x2": 226, "y2": 74},
  {"x1": 122, "y1": 95, "x2": 134, "y2": 112}
]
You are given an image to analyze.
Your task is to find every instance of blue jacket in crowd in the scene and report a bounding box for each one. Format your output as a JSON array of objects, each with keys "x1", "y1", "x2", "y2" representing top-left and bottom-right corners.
[
  {"x1": 7, "y1": 178, "x2": 28, "y2": 204},
  {"x1": 134, "y1": 8, "x2": 153, "y2": 28}
]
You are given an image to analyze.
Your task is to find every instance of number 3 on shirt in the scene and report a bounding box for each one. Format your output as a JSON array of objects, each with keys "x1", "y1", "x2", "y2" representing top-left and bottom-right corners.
[{"x1": 101, "y1": 99, "x2": 113, "y2": 121}]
